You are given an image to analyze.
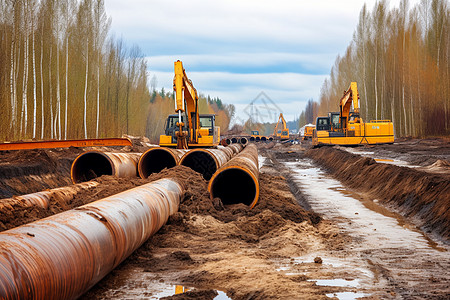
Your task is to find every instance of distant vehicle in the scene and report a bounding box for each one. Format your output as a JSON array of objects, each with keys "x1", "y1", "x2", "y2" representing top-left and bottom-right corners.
[
  {"x1": 273, "y1": 113, "x2": 289, "y2": 141},
  {"x1": 302, "y1": 124, "x2": 315, "y2": 140}
]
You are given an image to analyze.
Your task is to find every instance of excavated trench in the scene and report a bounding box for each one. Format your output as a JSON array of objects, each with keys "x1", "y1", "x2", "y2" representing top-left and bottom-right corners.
[
  {"x1": 262, "y1": 144, "x2": 449, "y2": 299},
  {"x1": 304, "y1": 146, "x2": 450, "y2": 240},
  {"x1": 0, "y1": 139, "x2": 449, "y2": 299}
]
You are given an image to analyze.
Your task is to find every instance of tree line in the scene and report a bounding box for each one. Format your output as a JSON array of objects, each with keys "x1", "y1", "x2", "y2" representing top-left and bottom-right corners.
[
  {"x1": 0, "y1": 0, "x2": 235, "y2": 143},
  {"x1": 0, "y1": 0, "x2": 155, "y2": 141},
  {"x1": 299, "y1": 0, "x2": 449, "y2": 137}
]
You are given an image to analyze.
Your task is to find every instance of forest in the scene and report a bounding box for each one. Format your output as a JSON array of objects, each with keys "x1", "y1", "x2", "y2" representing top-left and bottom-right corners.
[
  {"x1": 299, "y1": 0, "x2": 449, "y2": 137},
  {"x1": 0, "y1": 0, "x2": 233, "y2": 143}
]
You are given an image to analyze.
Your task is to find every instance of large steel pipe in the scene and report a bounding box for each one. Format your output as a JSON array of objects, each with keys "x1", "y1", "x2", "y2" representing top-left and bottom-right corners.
[
  {"x1": 179, "y1": 149, "x2": 229, "y2": 180},
  {"x1": 239, "y1": 137, "x2": 249, "y2": 147},
  {"x1": 208, "y1": 143, "x2": 259, "y2": 208},
  {"x1": 228, "y1": 143, "x2": 244, "y2": 155},
  {"x1": 0, "y1": 178, "x2": 183, "y2": 300},
  {"x1": 231, "y1": 137, "x2": 238, "y2": 144},
  {"x1": 71, "y1": 151, "x2": 141, "y2": 184},
  {"x1": 138, "y1": 148, "x2": 188, "y2": 179},
  {"x1": 0, "y1": 181, "x2": 99, "y2": 211}
]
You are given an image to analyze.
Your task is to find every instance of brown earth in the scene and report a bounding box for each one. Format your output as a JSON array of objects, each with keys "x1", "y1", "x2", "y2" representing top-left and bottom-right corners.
[
  {"x1": 81, "y1": 165, "x2": 337, "y2": 299},
  {"x1": 304, "y1": 145, "x2": 450, "y2": 240},
  {"x1": 0, "y1": 138, "x2": 448, "y2": 299}
]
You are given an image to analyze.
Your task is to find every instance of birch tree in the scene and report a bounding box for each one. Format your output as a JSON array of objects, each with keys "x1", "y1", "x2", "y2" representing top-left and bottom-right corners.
[{"x1": 93, "y1": 0, "x2": 110, "y2": 138}]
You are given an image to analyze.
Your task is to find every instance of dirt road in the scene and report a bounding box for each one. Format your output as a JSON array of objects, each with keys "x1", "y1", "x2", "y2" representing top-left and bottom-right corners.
[{"x1": 0, "y1": 138, "x2": 449, "y2": 299}]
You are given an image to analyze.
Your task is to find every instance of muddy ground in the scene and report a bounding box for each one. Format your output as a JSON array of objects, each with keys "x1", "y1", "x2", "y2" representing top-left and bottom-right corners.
[{"x1": 0, "y1": 138, "x2": 449, "y2": 299}]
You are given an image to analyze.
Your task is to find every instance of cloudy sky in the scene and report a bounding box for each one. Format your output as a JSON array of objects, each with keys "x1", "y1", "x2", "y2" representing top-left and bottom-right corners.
[{"x1": 104, "y1": 0, "x2": 419, "y2": 124}]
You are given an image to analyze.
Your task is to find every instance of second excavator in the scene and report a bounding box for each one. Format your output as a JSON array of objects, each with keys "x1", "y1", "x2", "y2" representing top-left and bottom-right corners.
[
  {"x1": 273, "y1": 113, "x2": 289, "y2": 141},
  {"x1": 313, "y1": 82, "x2": 394, "y2": 146}
]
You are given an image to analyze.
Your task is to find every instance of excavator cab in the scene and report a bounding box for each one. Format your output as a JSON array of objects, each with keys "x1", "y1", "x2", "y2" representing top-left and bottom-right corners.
[{"x1": 160, "y1": 113, "x2": 219, "y2": 148}]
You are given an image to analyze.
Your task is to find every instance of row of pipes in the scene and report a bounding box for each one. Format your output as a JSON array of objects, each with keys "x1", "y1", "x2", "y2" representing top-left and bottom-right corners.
[
  {"x1": 222, "y1": 136, "x2": 274, "y2": 145},
  {"x1": 70, "y1": 143, "x2": 259, "y2": 207},
  {"x1": 0, "y1": 143, "x2": 259, "y2": 299}
]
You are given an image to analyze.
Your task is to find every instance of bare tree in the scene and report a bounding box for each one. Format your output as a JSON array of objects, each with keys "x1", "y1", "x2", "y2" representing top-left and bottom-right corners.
[{"x1": 93, "y1": 0, "x2": 110, "y2": 138}]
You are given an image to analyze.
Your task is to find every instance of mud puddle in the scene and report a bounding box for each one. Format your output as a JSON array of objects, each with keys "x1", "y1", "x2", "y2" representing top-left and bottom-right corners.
[
  {"x1": 337, "y1": 147, "x2": 419, "y2": 168},
  {"x1": 283, "y1": 158, "x2": 450, "y2": 298}
]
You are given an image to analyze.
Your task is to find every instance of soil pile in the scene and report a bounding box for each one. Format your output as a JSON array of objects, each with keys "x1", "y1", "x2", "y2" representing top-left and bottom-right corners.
[
  {"x1": 305, "y1": 146, "x2": 450, "y2": 240},
  {"x1": 82, "y1": 165, "x2": 329, "y2": 299}
]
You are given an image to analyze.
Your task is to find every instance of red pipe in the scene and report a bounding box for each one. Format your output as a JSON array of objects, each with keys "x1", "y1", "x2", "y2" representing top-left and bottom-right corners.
[
  {"x1": 179, "y1": 144, "x2": 243, "y2": 180},
  {"x1": 138, "y1": 148, "x2": 188, "y2": 179},
  {"x1": 208, "y1": 143, "x2": 259, "y2": 208},
  {"x1": 71, "y1": 151, "x2": 141, "y2": 184},
  {"x1": 0, "y1": 178, "x2": 184, "y2": 299},
  {"x1": 0, "y1": 181, "x2": 99, "y2": 211}
]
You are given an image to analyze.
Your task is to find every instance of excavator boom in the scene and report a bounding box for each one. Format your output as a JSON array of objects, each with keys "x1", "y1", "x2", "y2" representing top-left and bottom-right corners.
[
  {"x1": 160, "y1": 60, "x2": 220, "y2": 148},
  {"x1": 273, "y1": 113, "x2": 289, "y2": 140}
]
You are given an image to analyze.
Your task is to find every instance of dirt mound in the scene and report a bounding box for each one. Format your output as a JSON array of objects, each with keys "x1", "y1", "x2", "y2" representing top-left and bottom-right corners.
[
  {"x1": 305, "y1": 146, "x2": 450, "y2": 240},
  {"x1": 0, "y1": 165, "x2": 207, "y2": 231},
  {"x1": 82, "y1": 164, "x2": 323, "y2": 299}
]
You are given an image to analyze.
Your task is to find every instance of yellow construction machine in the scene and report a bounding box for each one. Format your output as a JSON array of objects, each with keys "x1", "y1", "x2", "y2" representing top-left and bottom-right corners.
[
  {"x1": 273, "y1": 113, "x2": 289, "y2": 141},
  {"x1": 312, "y1": 82, "x2": 394, "y2": 146},
  {"x1": 302, "y1": 124, "x2": 315, "y2": 140},
  {"x1": 159, "y1": 60, "x2": 220, "y2": 148}
]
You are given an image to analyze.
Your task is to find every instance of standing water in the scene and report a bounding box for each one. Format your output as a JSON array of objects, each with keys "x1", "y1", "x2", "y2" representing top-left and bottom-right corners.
[{"x1": 282, "y1": 158, "x2": 450, "y2": 299}]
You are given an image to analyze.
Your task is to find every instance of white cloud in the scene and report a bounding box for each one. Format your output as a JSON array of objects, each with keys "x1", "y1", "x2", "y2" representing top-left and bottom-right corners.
[
  {"x1": 149, "y1": 69, "x2": 326, "y2": 122},
  {"x1": 105, "y1": 0, "x2": 422, "y2": 123}
]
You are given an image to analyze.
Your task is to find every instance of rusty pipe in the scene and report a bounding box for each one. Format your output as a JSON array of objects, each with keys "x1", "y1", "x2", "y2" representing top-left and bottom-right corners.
[
  {"x1": 239, "y1": 137, "x2": 248, "y2": 146},
  {"x1": 71, "y1": 151, "x2": 141, "y2": 184},
  {"x1": 228, "y1": 143, "x2": 244, "y2": 155},
  {"x1": 0, "y1": 178, "x2": 184, "y2": 300},
  {"x1": 138, "y1": 147, "x2": 188, "y2": 179},
  {"x1": 208, "y1": 143, "x2": 259, "y2": 208},
  {"x1": 261, "y1": 136, "x2": 267, "y2": 142},
  {"x1": 0, "y1": 181, "x2": 99, "y2": 211},
  {"x1": 179, "y1": 148, "x2": 230, "y2": 180},
  {"x1": 249, "y1": 136, "x2": 255, "y2": 142},
  {"x1": 231, "y1": 137, "x2": 238, "y2": 144},
  {"x1": 220, "y1": 138, "x2": 229, "y2": 146},
  {"x1": 225, "y1": 138, "x2": 232, "y2": 145}
]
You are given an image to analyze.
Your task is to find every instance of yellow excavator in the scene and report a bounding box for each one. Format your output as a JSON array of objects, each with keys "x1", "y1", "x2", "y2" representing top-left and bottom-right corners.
[
  {"x1": 159, "y1": 60, "x2": 220, "y2": 148},
  {"x1": 273, "y1": 113, "x2": 289, "y2": 141},
  {"x1": 312, "y1": 82, "x2": 394, "y2": 146}
]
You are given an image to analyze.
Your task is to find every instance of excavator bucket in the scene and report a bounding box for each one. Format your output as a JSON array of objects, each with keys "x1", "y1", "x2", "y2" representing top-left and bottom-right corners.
[{"x1": 176, "y1": 123, "x2": 188, "y2": 149}]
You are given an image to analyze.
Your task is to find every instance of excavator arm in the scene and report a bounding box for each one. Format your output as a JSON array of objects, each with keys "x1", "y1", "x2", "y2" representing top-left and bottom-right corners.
[
  {"x1": 339, "y1": 82, "x2": 360, "y2": 130},
  {"x1": 173, "y1": 60, "x2": 200, "y2": 148},
  {"x1": 273, "y1": 113, "x2": 287, "y2": 136}
]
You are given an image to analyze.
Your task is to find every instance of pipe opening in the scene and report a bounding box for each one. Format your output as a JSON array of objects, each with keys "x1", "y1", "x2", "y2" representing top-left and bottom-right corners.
[
  {"x1": 255, "y1": 137, "x2": 261, "y2": 142},
  {"x1": 210, "y1": 168, "x2": 256, "y2": 206},
  {"x1": 261, "y1": 137, "x2": 267, "y2": 142},
  {"x1": 249, "y1": 137, "x2": 255, "y2": 142},
  {"x1": 72, "y1": 152, "x2": 113, "y2": 183},
  {"x1": 231, "y1": 137, "x2": 238, "y2": 143},
  {"x1": 240, "y1": 137, "x2": 248, "y2": 144},
  {"x1": 181, "y1": 151, "x2": 217, "y2": 180},
  {"x1": 225, "y1": 138, "x2": 231, "y2": 145},
  {"x1": 139, "y1": 149, "x2": 177, "y2": 178}
]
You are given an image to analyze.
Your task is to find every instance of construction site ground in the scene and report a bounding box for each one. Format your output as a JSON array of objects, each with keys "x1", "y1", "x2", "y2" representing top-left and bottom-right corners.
[{"x1": 0, "y1": 137, "x2": 449, "y2": 299}]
